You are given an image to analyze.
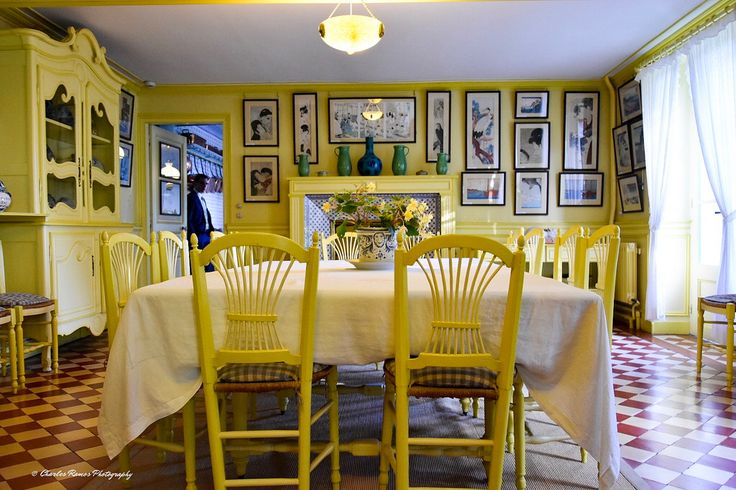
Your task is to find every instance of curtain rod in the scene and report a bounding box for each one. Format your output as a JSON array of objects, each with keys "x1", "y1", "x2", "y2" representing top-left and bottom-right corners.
[{"x1": 637, "y1": 3, "x2": 735, "y2": 72}]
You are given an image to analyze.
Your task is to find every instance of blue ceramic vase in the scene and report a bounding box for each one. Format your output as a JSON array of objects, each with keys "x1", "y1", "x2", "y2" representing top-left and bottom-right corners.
[{"x1": 357, "y1": 137, "x2": 382, "y2": 176}]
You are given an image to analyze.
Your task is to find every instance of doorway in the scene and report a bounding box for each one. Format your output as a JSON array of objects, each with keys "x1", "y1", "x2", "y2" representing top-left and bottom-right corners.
[{"x1": 149, "y1": 123, "x2": 225, "y2": 237}]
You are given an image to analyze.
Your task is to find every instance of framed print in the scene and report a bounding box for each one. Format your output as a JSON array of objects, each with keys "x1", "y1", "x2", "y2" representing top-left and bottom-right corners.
[
  {"x1": 159, "y1": 142, "x2": 181, "y2": 178},
  {"x1": 243, "y1": 99, "x2": 279, "y2": 147},
  {"x1": 618, "y1": 79, "x2": 642, "y2": 123},
  {"x1": 563, "y1": 91, "x2": 599, "y2": 170},
  {"x1": 119, "y1": 141, "x2": 133, "y2": 187},
  {"x1": 466, "y1": 91, "x2": 501, "y2": 170},
  {"x1": 515, "y1": 91, "x2": 549, "y2": 118},
  {"x1": 514, "y1": 171, "x2": 548, "y2": 215},
  {"x1": 558, "y1": 172, "x2": 604, "y2": 207},
  {"x1": 160, "y1": 181, "x2": 181, "y2": 216},
  {"x1": 630, "y1": 119, "x2": 646, "y2": 169},
  {"x1": 460, "y1": 171, "x2": 505, "y2": 206},
  {"x1": 619, "y1": 173, "x2": 643, "y2": 213},
  {"x1": 612, "y1": 124, "x2": 633, "y2": 176},
  {"x1": 514, "y1": 122, "x2": 550, "y2": 169},
  {"x1": 244, "y1": 156, "x2": 279, "y2": 203},
  {"x1": 426, "y1": 91, "x2": 451, "y2": 162},
  {"x1": 328, "y1": 97, "x2": 415, "y2": 143},
  {"x1": 293, "y1": 93, "x2": 318, "y2": 164},
  {"x1": 119, "y1": 89, "x2": 134, "y2": 141}
]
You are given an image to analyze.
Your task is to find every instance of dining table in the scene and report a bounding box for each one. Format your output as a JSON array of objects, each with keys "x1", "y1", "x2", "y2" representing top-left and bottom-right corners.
[{"x1": 98, "y1": 259, "x2": 621, "y2": 489}]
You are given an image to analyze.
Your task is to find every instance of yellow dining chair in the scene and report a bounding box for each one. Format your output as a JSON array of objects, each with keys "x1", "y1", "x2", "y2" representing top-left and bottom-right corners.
[
  {"x1": 0, "y1": 240, "x2": 58, "y2": 392},
  {"x1": 190, "y1": 231, "x2": 339, "y2": 490},
  {"x1": 100, "y1": 231, "x2": 197, "y2": 490},
  {"x1": 159, "y1": 229, "x2": 191, "y2": 281},
  {"x1": 321, "y1": 231, "x2": 360, "y2": 260},
  {"x1": 507, "y1": 228, "x2": 544, "y2": 276},
  {"x1": 379, "y1": 233, "x2": 526, "y2": 490},
  {"x1": 0, "y1": 307, "x2": 17, "y2": 391},
  {"x1": 697, "y1": 295, "x2": 736, "y2": 384},
  {"x1": 552, "y1": 226, "x2": 585, "y2": 283}
]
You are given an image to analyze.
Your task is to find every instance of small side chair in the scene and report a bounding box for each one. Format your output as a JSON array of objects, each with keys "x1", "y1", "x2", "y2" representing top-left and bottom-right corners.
[{"x1": 697, "y1": 295, "x2": 736, "y2": 384}]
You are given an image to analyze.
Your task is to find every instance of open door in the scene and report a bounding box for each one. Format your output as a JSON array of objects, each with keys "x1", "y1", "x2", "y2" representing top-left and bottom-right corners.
[{"x1": 149, "y1": 125, "x2": 187, "y2": 237}]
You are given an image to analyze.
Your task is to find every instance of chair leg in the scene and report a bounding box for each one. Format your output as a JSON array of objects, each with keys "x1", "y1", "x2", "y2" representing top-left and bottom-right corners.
[
  {"x1": 328, "y1": 368, "x2": 341, "y2": 490},
  {"x1": 297, "y1": 381, "x2": 311, "y2": 490},
  {"x1": 230, "y1": 393, "x2": 250, "y2": 477},
  {"x1": 203, "y1": 383, "x2": 227, "y2": 490},
  {"x1": 506, "y1": 409, "x2": 514, "y2": 453},
  {"x1": 513, "y1": 375, "x2": 527, "y2": 490},
  {"x1": 473, "y1": 397, "x2": 480, "y2": 418},
  {"x1": 14, "y1": 307, "x2": 26, "y2": 389},
  {"x1": 8, "y1": 318, "x2": 18, "y2": 393},
  {"x1": 182, "y1": 397, "x2": 197, "y2": 490},
  {"x1": 276, "y1": 389, "x2": 290, "y2": 414},
  {"x1": 727, "y1": 304, "x2": 734, "y2": 385},
  {"x1": 394, "y1": 381, "x2": 410, "y2": 490},
  {"x1": 118, "y1": 445, "x2": 132, "y2": 487},
  {"x1": 460, "y1": 397, "x2": 470, "y2": 415},
  {"x1": 51, "y1": 304, "x2": 58, "y2": 373},
  {"x1": 696, "y1": 300, "x2": 705, "y2": 377},
  {"x1": 378, "y1": 382, "x2": 395, "y2": 490}
]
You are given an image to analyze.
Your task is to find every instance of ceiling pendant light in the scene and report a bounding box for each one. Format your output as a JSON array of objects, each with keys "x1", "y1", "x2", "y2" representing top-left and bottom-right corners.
[
  {"x1": 319, "y1": 2, "x2": 384, "y2": 55},
  {"x1": 161, "y1": 160, "x2": 181, "y2": 179},
  {"x1": 362, "y1": 98, "x2": 383, "y2": 121}
]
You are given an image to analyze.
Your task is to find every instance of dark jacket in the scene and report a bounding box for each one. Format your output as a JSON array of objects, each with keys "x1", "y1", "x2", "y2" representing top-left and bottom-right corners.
[{"x1": 187, "y1": 190, "x2": 214, "y2": 249}]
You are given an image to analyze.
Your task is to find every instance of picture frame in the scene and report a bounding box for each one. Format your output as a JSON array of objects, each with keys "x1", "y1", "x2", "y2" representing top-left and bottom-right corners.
[
  {"x1": 243, "y1": 99, "x2": 279, "y2": 147},
  {"x1": 618, "y1": 78, "x2": 642, "y2": 123},
  {"x1": 466, "y1": 91, "x2": 501, "y2": 170},
  {"x1": 426, "y1": 91, "x2": 451, "y2": 162},
  {"x1": 119, "y1": 141, "x2": 133, "y2": 187},
  {"x1": 119, "y1": 89, "x2": 134, "y2": 141},
  {"x1": 563, "y1": 91, "x2": 599, "y2": 170},
  {"x1": 159, "y1": 142, "x2": 181, "y2": 179},
  {"x1": 612, "y1": 124, "x2": 633, "y2": 176},
  {"x1": 460, "y1": 171, "x2": 505, "y2": 206},
  {"x1": 558, "y1": 172, "x2": 604, "y2": 207},
  {"x1": 328, "y1": 97, "x2": 416, "y2": 143},
  {"x1": 619, "y1": 173, "x2": 643, "y2": 213},
  {"x1": 515, "y1": 91, "x2": 549, "y2": 118},
  {"x1": 159, "y1": 181, "x2": 181, "y2": 216},
  {"x1": 629, "y1": 119, "x2": 646, "y2": 169},
  {"x1": 244, "y1": 156, "x2": 279, "y2": 203},
  {"x1": 514, "y1": 171, "x2": 548, "y2": 215},
  {"x1": 514, "y1": 122, "x2": 550, "y2": 169},
  {"x1": 293, "y1": 93, "x2": 318, "y2": 164}
]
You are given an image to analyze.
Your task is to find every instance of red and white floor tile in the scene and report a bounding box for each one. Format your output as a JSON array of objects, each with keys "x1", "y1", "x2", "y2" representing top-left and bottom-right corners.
[{"x1": 0, "y1": 328, "x2": 735, "y2": 489}]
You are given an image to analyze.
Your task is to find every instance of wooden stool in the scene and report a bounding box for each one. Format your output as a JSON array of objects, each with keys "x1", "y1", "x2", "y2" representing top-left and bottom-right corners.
[{"x1": 697, "y1": 294, "x2": 736, "y2": 384}]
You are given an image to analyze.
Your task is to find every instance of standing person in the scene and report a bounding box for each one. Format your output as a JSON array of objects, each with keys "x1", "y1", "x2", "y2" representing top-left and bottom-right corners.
[{"x1": 187, "y1": 174, "x2": 215, "y2": 270}]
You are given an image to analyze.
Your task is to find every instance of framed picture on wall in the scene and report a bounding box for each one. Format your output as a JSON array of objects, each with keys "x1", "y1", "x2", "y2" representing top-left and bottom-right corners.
[
  {"x1": 460, "y1": 171, "x2": 505, "y2": 206},
  {"x1": 618, "y1": 78, "x2": 642, "y2": 123},
  {"x1": 328, "y1": 97, "x2": 416, "y2": 143},
  {"x1": 466, "y1": 91, "x2": 501, "y2": 170},
  {"x1": 514, "y1": 91, "x2": 549, "y2": 118},
  {"x1": 244, "y1": 156, "x2": 279, "y2": 203},
  {"x1": 514, "y1": 122, "x2": 550, "y2": 169},
  {"x1": 612, "y1": 124, "x2": 633, "y2": 175},
  {"x1": 426, "y1": 91, "x2": 451, "y2": 162},
  {"x1": 562, "y1": 91, "x2": 599, "y2": 170},
  {"x1": 629, "y1": 119, "x2": 646, "y2": 169},
  {"x1": 514, "y1": 171, "x2": 548, "y2": 215},
  {"x1": 293, "y1": 93, "x2": 318, "y2": 164},
  {"x1": 160, "y1": 181, "x2": 181, "y2": 216},
  {"x1": 243, "y1": 99, "x2": 279, "y2": 147},
  {"x1": 558, "y1": 172, "x2": 604, "y2": 206},
  {"x1": 119, "y1": 141, "x2": 133, "y2": 187},
  {"x1": 619, "y1": 173, "x2": 643, "y2": 213},
  {"x1": 119, "y1": 89, "x2": 134, "y2": 141}
]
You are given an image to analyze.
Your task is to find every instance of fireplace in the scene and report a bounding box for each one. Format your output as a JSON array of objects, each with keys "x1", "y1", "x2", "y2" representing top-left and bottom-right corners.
[{"x1": 289, "y1": 176, "x2": 458, "y2": 247}]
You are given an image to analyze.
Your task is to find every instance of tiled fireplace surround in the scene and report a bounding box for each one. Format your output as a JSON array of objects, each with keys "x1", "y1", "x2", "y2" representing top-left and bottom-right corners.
[{"x1": 288, "y1": 176, "x2": 458, "y2": 246}]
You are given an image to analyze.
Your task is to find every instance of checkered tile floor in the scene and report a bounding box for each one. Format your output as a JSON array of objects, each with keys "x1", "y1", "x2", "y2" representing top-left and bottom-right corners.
[{"x1": 1, "y1": 329, "x2": 735, "y2": 489}]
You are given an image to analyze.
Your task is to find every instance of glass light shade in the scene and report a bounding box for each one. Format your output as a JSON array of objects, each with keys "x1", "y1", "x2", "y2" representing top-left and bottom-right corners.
[
  {"x1": 319, "y1": 14, "x2": 384, "y2": 55},
  {"x1": 362, "y1": 98, "x2": 383, "y2": 121},
  {"x1": 161, "y1": 161, "x2": 181, "y2": 179}
]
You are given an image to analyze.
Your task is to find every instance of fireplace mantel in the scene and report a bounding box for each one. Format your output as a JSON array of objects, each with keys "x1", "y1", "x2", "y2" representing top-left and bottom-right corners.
[{"x1": 289, "y1": 175, "x2": 458, "y2": 245}]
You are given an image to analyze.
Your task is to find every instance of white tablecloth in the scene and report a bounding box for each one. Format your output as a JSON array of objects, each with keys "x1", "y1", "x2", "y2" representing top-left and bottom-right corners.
[{"x1": 98, "y1": 260, "x2": 620, "y2": 488}]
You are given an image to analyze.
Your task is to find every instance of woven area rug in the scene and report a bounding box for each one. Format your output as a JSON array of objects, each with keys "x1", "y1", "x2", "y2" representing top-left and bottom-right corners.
[{"x1": 93, "y1": 365, "x2": 644, "y2": 489}]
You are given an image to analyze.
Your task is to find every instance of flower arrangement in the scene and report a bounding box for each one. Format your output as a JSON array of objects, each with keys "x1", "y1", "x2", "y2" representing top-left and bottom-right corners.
[{"x1": 321, "y1": 182, "x2": 434, "y2": 237}]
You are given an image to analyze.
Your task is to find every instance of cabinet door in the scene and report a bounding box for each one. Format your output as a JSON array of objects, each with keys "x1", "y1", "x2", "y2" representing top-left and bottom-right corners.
[
  {"x1": 85, "y1": 78, "x2": 119, "y2": 223},
  {"x1": 49, "y1": 231, "x2": 105, "y2": 336},
  {"x1": 41, "y1": 72, "x2": 85, "y2": 221}
]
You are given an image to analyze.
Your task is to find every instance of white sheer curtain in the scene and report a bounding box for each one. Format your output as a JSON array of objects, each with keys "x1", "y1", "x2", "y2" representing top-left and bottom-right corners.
[
  {"x1": 686, "y1": 16, "x2": 736, "y2": 300},
  {"x1": 636, "y1": 57, "x2": 683, "y2": 321}
]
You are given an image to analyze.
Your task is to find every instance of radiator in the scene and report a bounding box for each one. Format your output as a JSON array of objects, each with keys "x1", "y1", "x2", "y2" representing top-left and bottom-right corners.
[{"x1": 614, "y1": 242, "x2": 641, "y2": 331}]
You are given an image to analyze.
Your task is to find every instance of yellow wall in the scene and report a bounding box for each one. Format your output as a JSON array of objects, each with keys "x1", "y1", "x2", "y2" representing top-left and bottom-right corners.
[{"x1": 134, "y1": 80, "x2": 613, "y2": 238}]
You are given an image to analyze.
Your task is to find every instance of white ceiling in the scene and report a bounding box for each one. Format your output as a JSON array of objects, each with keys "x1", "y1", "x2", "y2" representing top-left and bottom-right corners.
[{"x1": 34, "y1": 0, "x2": 709, "y2": 85}]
